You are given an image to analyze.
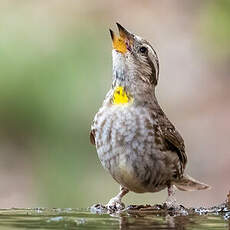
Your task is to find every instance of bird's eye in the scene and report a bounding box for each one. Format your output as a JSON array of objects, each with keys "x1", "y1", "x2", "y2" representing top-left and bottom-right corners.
[{"x1": 139, "y1": 46, "x2": 148, "y2": 54}]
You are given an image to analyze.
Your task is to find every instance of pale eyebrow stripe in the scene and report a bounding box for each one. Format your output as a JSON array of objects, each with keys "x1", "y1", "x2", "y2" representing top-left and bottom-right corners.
[{"x1": 146, "y1": 44, "x2": 159, "y2": 81}]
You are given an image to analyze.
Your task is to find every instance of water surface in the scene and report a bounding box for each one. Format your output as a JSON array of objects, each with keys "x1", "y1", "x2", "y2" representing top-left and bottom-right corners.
[{"x1": 0, "y1": 208, "x2": 229, "y2": 229}]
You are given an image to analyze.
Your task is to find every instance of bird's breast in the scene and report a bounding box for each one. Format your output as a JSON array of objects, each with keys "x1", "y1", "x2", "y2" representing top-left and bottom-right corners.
[
  {"x1": 95, "y1": 106, "x2": 154, "y2": 167},
  {"x1": 94, "y1": 105, "x2": 155, "y2": 157}
]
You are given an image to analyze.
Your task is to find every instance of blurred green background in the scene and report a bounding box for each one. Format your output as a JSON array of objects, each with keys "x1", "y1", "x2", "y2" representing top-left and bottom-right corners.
[{"x1": 0, "y1": 0, "x2": 229, "y2": 208}]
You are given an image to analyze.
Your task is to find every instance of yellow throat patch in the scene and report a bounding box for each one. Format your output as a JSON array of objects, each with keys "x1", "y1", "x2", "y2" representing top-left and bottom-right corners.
[{"x1": 112, "y1": 86, "x2": 133, "y2": 105}]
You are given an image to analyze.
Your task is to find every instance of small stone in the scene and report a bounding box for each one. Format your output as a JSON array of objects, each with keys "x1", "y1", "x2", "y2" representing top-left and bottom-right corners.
[{"x1": 90, "y1": 204, "x2": 107, "y2": 214}]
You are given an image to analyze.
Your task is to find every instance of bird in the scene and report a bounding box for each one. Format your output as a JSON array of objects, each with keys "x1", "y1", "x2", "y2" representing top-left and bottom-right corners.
[{"x1": 90, "y1": 23, "x2": 210, "y2": 210}]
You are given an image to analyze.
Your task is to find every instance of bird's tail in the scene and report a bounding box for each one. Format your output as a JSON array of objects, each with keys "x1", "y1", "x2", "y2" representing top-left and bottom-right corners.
[{"x1": 174, "y1": 174, "x2": 211, "y2": 191}]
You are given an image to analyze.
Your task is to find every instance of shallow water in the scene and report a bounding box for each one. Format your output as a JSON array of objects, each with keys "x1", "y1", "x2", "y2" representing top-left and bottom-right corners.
[{"x1": 0, "y1": 208, "x2": 229, "y2": 230}]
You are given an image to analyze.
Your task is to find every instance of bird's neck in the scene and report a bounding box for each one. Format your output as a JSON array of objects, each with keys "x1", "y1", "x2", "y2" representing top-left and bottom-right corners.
[{"x1": 111, "y1": 79, "x2": 157, "y2": 107}]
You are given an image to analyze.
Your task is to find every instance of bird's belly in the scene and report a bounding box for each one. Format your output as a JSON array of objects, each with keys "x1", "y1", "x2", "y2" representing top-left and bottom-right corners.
[
  {"x1": 94, "y1": 105, "x2": 168, "y2": 193},
  {"x1": 111, "y1": 153, "x2": 147, "y2": 193}
]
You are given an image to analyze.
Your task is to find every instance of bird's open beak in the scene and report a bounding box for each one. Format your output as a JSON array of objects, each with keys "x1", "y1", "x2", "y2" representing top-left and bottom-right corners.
[{"x1": 110, "y1": 23, "x2": 132, "y2": 54}]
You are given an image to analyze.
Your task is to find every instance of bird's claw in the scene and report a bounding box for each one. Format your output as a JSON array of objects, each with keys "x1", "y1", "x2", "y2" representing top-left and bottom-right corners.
[
  {"x1": 106, "y1": 197, "x2": 125, "y2": 211},
  {"x1": 163, "y1": 199, "x2": 181, "y2": 210}
]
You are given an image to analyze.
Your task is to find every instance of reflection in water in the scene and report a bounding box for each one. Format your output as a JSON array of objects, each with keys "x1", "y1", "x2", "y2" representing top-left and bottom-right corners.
[
  {"x1": 119, "y1": 214, "x2": 230, "y2": 230},
  {"x1": 119, "y1": 214, "x2": 191, "y2": 230}
]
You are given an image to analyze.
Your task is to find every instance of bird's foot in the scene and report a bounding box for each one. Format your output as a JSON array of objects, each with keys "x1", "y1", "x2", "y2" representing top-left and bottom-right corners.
[
  {"x1": 163, "y1": 195, "x2": 186, "y2": 213},
  {"x1": 106, "y1": 196, "x2": 125, "y2": 211},
  {"x1": 164, "y1": 200, "x2": 181, "y2": 210},
  {"x1": 90, "y1": 198, "x2": 125, "y2": 214},
  {"x1": 91, "y1": 186, "x2": 128, "y2": 213},
  {"x1": 165, "y1": 194, "x2": 178, "y2": 209}
]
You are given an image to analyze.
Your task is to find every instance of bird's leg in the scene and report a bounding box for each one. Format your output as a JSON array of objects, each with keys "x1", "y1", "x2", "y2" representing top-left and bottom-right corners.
[
  {"x1": 106, "y1": 186, "x2": 129, "y2": 210},
  {"x1": 165, "y1": 185, "x2": 177, "y2": 208},
  {"x1": 168, "y1": 185, "x2": 176, "y2": 198}
]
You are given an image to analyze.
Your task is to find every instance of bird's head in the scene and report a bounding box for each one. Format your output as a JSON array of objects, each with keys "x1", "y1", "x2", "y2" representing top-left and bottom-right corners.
[{"x1": 110, "y1": 23, "x2": 159, "y2": 104}]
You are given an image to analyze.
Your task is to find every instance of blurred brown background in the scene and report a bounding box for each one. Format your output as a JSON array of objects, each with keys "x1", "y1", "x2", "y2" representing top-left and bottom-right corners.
[{"x1": 0, "y1": 0, "x2": 229, "y2": 209}]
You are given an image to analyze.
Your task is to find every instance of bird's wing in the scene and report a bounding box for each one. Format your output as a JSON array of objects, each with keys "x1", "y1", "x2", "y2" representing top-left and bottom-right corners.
[
  {"x1": 162, "y1": 126, "x2": 187, "y2": 167},
  {"x1": 90, "y1": 129, "x2": 96, "y2": 145},
  {"x1": 158, "y1": 115, "x2": 187, "y2": 170}
]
